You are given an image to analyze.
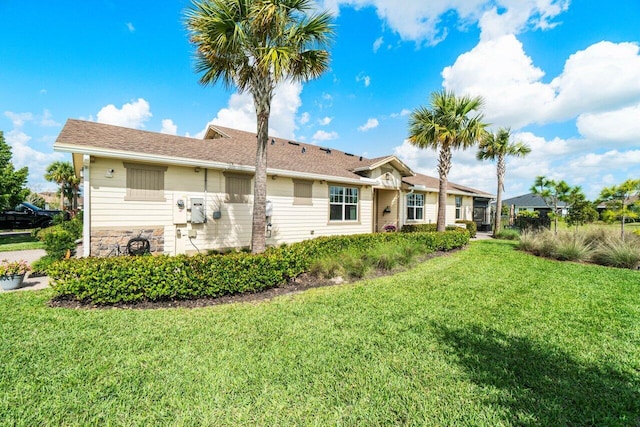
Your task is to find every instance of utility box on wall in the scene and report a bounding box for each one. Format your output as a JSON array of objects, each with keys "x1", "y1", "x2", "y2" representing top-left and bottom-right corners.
[
  {"x1": 173, "y1": 194, "x2": 188, "y2": 224},
  {"x1": 190, "y1": 197, "x2": 205, "y2": 224}
]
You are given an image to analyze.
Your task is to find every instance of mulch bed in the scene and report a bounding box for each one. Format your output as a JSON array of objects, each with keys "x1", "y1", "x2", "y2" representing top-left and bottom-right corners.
[{"x1": 49, "y1": 249, "x2": 459, "y2": 310}]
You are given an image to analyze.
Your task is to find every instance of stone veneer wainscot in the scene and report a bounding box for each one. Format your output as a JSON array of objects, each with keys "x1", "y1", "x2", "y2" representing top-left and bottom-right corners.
[{"x1": 90, "y1": 227, "x2": 164, "y2": 257}]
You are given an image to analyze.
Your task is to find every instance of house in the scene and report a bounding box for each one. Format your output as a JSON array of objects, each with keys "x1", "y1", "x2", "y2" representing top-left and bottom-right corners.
[
  {"x1": 502, "y1": 192, "x2": 568, "y2": 217},
  {"x1": 54, "y1": 119, "x2": 494, "y2": 257},
  {"x1": 596, "y1": 195, "x2": 638, "y2": 215}
]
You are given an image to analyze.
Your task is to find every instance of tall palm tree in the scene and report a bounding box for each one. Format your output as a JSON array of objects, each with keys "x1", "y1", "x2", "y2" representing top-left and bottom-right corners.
[
  {"x1": 408, "y1": 90, "x2": 486, "y2": 231},
  {"x1": 186, "y1": 0, "x2": 333, "y2": 254},
  {"x1": 45, "y1": 161, "x2": 76, "y2": 211},
  {"x1": 477, "y1": 128, "x2": 531, "y2": 236}
]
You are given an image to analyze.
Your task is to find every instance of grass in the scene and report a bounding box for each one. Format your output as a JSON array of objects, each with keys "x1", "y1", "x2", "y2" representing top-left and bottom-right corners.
[
  {"x1": 0, "y1": 233, "x2": 44, "y2": 252},
  {"x1": 1, "y1": 240, "x2": 639, "y2": 425}
]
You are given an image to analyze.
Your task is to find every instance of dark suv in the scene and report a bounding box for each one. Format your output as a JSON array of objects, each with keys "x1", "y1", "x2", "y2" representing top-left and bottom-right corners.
[{"x1": 0, "y1": 202, "x2": 68, "y2": 229}]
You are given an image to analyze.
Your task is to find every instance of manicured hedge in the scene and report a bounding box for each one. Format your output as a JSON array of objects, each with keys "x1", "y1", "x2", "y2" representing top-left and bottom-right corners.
[
  {"x1": 49, "y1": 230, "x2": 469, "y2": 305},
  {"x1": 455, "y1": 220, "x2": 477, "y2": 238},
  {"x1": 401, "y1": 223, "x2": 466, "y2": 233}
]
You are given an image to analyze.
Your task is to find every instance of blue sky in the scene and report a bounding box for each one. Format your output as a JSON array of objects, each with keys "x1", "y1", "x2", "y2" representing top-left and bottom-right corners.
[{"x1": 1, "y1": 0, "x2": 639, "y2": 199}]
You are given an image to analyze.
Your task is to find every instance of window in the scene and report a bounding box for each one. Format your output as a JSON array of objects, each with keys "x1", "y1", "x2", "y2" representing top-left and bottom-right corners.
[
  {"x1": 455, "y1": 196, "x2": 462, "y2": 219},
  {"x1": 293, "y1": 180, "x2": 313, "y2": 205},
  {"x1": 123, "y1": 162, "x2": 167, "y2": 201},
  {"x1": 407, "y1": 193, "x2": 424, "y2": 220},
  {"x1": 329, "y1": 185, "x2": 358, "y2": 221},
  {"x1": 224, "y1": 173, "x2": 252, "y2": 203}
]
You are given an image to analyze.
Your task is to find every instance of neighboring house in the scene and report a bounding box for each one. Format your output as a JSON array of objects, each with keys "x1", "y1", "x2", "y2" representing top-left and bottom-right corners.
[
  {"x1": 54, "y1": 119, "x2": 494, "y2": 257},
  {"x1": 502, "y1": 193, "x2": 569, "y2": 217},
  {"x1": 596, "y1": 195, "x2": 639, "y2": 215}
]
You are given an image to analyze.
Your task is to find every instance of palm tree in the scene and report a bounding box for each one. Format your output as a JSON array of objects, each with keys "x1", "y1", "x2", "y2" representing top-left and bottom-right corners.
[
  {"x1": 408, "y1": 90, "x2": 486, "y2": 231},
  {"x1": 186, "y1": 0, "x2": 333, "y2": 254},
  {"x1": 477, "y1": 128, "x2": 531, "y2": 236},
  {"x1": 45, "y1": 161, "x2": 76, "y2": 211}
]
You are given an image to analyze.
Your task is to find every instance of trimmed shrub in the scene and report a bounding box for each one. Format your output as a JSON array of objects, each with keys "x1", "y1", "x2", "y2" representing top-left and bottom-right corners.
[
  {"x1": 401, "y1": 223, "x2": 466, "y2": 234},
  {"x1": 401, "y1": 223, "x2": 437, "y2": 233},
  {"x1": 43, "y1": 229, "x2": 76, "y2": 260},
  {"x1": 455, "y1": 220, "x2": 477, "y2": 238},
  {"x1": 496, "y1": 229, "x2": 520, "y2": 240},
  {"x1": 30, "y1": 255, "x2": 59, "y2": 276},
  {"x1": 49, "y1": 230, "x2": 470, "y2": 305}
]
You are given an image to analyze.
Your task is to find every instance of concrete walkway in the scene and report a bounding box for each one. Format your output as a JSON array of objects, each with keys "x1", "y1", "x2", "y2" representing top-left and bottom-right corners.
[
  {"x1": 473, "y1": 231, "x2": 494, "y2": 240},
  {"x1": 0, "y1": 249, "x2": 49, "y2": 292}
]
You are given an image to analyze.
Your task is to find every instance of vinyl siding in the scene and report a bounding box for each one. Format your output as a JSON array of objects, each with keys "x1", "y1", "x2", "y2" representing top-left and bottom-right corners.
[{"x1": 88, "y1": 160, "x2": 373, "y2": 254}]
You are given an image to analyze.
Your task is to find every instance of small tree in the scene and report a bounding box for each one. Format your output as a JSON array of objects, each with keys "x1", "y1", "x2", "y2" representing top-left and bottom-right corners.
[
  {"x1": 0, "y1": 131, "x2": 29, "y2": 210},
  {"x1": 530, "y1": 176, "x2": 577, "y2": 234},
  {"x1": 598, "y1": 179, "x2": 640, "y2": 240},
  {"x1": 565, "y1": 192, "x2": 598, "y2": 231}
]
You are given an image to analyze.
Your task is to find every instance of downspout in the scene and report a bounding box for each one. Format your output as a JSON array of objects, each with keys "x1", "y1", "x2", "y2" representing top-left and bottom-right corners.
[
  {"x1": 204, "y1": 168, "x2": 208, "y2": 221},
  {"x1": 82, "y1": 155, "x2": 91, "y2": 257}
]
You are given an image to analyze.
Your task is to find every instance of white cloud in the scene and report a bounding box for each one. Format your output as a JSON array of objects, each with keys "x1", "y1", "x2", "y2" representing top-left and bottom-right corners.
[
  {"x1": 4, "y1": 129, "x2": 64, "y2": 190},
  {"x1": 479, "y1": 0, "x2": 569, "y2": 41},
  {"x1": 547, "y1": 41, "x2": 640, "y2": 122},
  {"x1": 358, "y1": 118, "x2": 379, "y2": 131},
  {"x1": 299, "y1": 112, "x2": 310, "y2": 125},
  {"x1": 443, "y1": 38, "x2": 640, "y2": 129},
  {"x1": 199, "y1": 81, "x2": 303, "y2": 140},
  {"x1": 96, "y1": 98, "x2": 152, "y2": 129},
  {"x1": 356, "y1": 73, "x2": 371, "y2": 87},
  {"x1": 392, "y1": 130, "x2": 577, "y2": 198},
  {"x1": 312, "y1": 130, "x2": 339, "y2": 142},
  {"x1": 322, "y1": 0, "x2": 568, "y2": 45},
  {"x1": 564, "y1": 149, "x2": 640, "y2": 197},
  {"x1": 442, "y1": 34, "x2": 554, "y2": 128},
  {"x1": 577, "y1": 103, "x2": 640, "y2": 145},
  {"x1": 160, "y1": 119, "x2": 177, "y2": 135},
  {"x1": 373, "y1": 36, "x2": 384, "y2": 52},
  {"x1": 126, "y1": 22, "x2": 135, "y2": 32},
  {"x1": 4, "y1": 111, "x2": 34, "y2": 127},
  {"x1": 319, "y1": 116, "x2": 332, "y2": 126},
  {"x1": 390, "y1": 108, "x2": 410, "y2": 118},
  {"x1": 40, "y1": 109, "x2": 60, "y2": 127}
]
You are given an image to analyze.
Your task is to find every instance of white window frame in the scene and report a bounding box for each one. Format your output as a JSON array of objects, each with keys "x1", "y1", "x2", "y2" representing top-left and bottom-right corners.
[
  {"x1": 455, "y1": 196, "x2": 462, "y2": 219},
  {"x1": 407, "y1": 193, "x2": 424, "y2": 221},
  {"x1": 329, "y1": 185, "x2": 359, "y2": 222}
]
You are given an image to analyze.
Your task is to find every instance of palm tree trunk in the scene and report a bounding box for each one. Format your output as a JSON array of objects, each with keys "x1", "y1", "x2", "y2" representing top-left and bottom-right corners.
[
  {"x1": 436, "y1": 145, "x2": 452, "y2": 232},
  {"x1": 494, "y1": 155, "x2": 505, "y2": 237},
  {"x1": 250, "y1": 75, "x2": 273, "y2": 254},
  {"x1": 59, "y1": 186, "x2": 65, "y2": 211}
]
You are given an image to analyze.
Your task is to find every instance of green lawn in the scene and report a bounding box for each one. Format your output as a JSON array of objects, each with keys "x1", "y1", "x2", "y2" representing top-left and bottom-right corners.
[
  {"x1": 0, "y1": 233, "x2": 44, "y2": 252},
  {"x1": 1, "y1": 240, "x2": 638, "y2": 426}
]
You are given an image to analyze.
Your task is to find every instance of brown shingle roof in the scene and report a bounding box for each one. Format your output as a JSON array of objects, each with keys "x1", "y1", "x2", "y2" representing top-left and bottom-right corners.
[{"x1": 55, "y1": 119, "x2": 492, "y2": 197}]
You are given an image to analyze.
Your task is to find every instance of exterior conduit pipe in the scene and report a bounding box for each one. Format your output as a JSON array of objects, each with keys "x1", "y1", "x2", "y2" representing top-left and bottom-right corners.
[{"x1": 82, "y1": 154, "x2": 91, "y2": 257}]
